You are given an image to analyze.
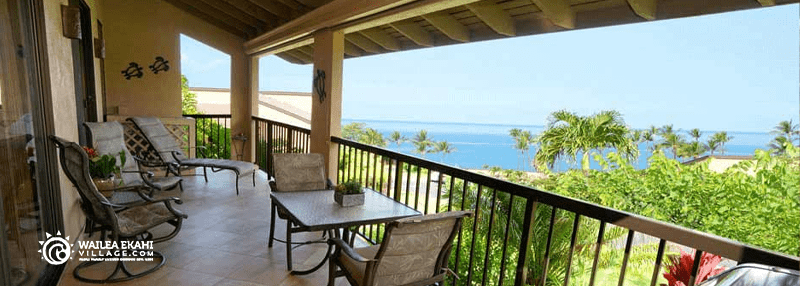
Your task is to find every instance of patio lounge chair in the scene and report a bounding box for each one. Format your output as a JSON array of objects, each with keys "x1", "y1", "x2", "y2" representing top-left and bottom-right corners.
[
  {"x1": 127, "y1": 117, "x2": 258, "y2": 195},
  {"x1": 50, "y1": 136, "x2": 187, "y2": 283},
  {"x1": 85, "y1": 121, "x2": 183, "y2": 200},
  {"x1": 327, "y1": 210, "x2": 473, "y2": 286},
  {"x1": 268, "y1": 153, "x2": 332, "y2": 270}
]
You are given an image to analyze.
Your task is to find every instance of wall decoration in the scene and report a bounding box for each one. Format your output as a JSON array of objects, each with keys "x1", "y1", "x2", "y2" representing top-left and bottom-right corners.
[
  {"x1": 121, "y1": 62, "x2": 143, "y2": 80},
  {"x1": 149, "y1": 56, "x2": 170, "y2": 74},
  {"x1": 313, "y1": 69, "x2": 326, "y2": 103},
  {"x1": 94, "y1": 38, "x2": 105, "y2": 59},
  {"x1": 60, "y1": 5, "x2": 81, "y2": 39}
]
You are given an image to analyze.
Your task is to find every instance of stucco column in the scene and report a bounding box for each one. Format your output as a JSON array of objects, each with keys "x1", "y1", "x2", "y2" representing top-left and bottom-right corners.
[
  {"x1": 230, "y1": 51, "x2": 256, "y2": 162},
  {"x1": 310, "y1": 28, "x2": 344, "y2": 182}
]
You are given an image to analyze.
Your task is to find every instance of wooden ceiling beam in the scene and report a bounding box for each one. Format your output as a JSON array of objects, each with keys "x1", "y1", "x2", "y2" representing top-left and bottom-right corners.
[
  {"x1": 221, "y1": 0, "x2": 283, "y2": 28},
  {"x1": 466, "y1": 1, "x2": 516, "y2": 36},
  {"x1": 284, "y1": 49, "x2": 313, "y2": 63},
  {"x1": 197, "y1": 0, "x2": 265, "y2": 29},
  {"x1": 422, "y1": 11, "x2": 470, "y2": 42},
  {"x1": 390, "y1": 19, "x2": 434, "y2": 47},
  {"x1": 296, "y1": 45, "x2": 315, "y2": 57},
  {"x1": 246, "y1": 0, "x2": 480, "y2": 54},
  {"x1": 275, "y1": 52, "x2": 305, "y2": 64},
  {"x1": 343, "y1": 41, "x2": 364, "y2": 56},
  {"x1": 247, "y1": 0, "x2": 299, "y2": 20},
  {"x1": 294, "y1": 0, "x2": 328, "y2": 8},
  {"x1": 530, "y1": 0, "x2": 575, "y2": 29},
  {"x1": 345, "y1": 33, "x2": 383, "y2": 53},
  {"x1": 340, "y1": 0, "x2": 481, "y2": 33},
  {"x1": 755, "y1": 0, "x2": 775, "y2": 6},
  {"x1": 273, "y1": 0, "x2": 313, "y2": 13},
  {"x1": 173, "y1": 0, "x2": 257, "y2": 35},
  {"x1": 358, "y1": 28, "x2": 400, "y2": 51},
  {"x1": 163, "y1": 0, "x2": 251, "y2": 38},
  {"x1": 626, "y1": 0, "x2": 657, "y2": 20}
]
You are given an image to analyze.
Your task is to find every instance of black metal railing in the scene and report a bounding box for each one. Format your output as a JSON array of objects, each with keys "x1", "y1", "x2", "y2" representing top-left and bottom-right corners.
[
  {"x1": 330, "y1": 136, "x2": 799, "y2": 286},
  {"x1": 252, "y1": 116, "x2": 311, "y2": 176},
  {"x1": 184, "y1": 114, "x2": 232, "y2": 159}
]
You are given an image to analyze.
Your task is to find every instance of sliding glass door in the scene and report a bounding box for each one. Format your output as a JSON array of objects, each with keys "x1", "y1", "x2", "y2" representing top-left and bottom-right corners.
[{"x1": 0, "y1": 0, "x2": 63, "y2": 284}]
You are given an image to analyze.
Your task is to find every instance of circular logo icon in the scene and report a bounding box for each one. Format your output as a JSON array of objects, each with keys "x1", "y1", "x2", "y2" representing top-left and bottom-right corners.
[{"x1": 41, "y1": 235, "x2": 71, "y2": 265}]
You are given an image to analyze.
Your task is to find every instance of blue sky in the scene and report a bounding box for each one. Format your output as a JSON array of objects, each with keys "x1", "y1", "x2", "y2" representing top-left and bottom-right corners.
[{"x1": 181, "y1": 4, "x2": 799, "y2": 132}]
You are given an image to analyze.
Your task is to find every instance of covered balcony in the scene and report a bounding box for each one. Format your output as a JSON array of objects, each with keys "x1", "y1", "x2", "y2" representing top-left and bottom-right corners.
[{"x1": 0, "y1": 0, "x2": 797, "y2": 285}]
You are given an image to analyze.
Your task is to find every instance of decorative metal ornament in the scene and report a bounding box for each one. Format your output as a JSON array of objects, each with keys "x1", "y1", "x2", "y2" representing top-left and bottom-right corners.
[
  {"x1": 313, "y1": 69, "x2": 326, "y2": 103},
  {"x1": 61, "y1": 5, "x2": 81, "y2": 39},
  {"x1": 149, "y1": 56, "x2": 170, "y2": 74},
  {"x1": 121, "y1": 62, "x2": 143, "y2": 80}
]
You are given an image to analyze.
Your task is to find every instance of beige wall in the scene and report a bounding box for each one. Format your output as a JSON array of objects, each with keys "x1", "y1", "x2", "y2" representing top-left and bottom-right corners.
[
  {"x1": 43, "y1": 0, "x2": 104, "y2": 244},
  {"x1": 102, "y1": 0, "x2": 254, "y2": 160},
  {"x1": 103, "y1": 0, "x2": 246, "y2": 119},
  {"x1": 41, "y1": 0, "x2": 252, "y2": 246},
  {"x1": 191, "y1": 88, "x2": 312, "y2": 129}
]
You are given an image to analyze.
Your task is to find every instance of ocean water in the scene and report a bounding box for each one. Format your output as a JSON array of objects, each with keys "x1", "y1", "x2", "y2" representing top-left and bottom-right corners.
[{"x1": 342, "y1": 119, "x2": 775, "y2": 171}]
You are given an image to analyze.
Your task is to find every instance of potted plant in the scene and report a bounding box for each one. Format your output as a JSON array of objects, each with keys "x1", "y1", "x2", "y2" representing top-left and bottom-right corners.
[
  {"x1": 83, "y1": 146, "x2": 125, "y2": 196},
  {"x1": 334, "y1": 180, "x2": 364, "y2": 207}
]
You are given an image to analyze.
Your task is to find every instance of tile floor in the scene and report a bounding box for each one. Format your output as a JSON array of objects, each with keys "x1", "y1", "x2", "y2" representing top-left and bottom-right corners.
[{"x1": 58, "y1": 170, "x2": 351, "y2": 286}]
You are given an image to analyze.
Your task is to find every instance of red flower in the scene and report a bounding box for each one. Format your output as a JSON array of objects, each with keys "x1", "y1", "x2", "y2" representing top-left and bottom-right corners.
[
  {"x1": 662, "y1": 250, "x2": 725, "y2": 286},
  {"x1": 82, "y1": 146, "x2": 99, "y2": 158}
]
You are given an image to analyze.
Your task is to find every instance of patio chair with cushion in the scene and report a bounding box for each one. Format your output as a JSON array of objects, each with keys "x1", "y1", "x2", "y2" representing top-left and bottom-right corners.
[
  {"x1": 127, "y1": 117, "x2": 258, "y2": 195},
  {"x1": 50, "y1": 136, "x2": 187, "y2": 283},
  {"x1": 268, "y1": 153, "x2": 332, "y2": 270},
  {"x1": 85, "y1": 121, "x2": 183, "y2": 200},
  {"x1": 327, "y1": 210, "x2": 473, "y2": 286}
]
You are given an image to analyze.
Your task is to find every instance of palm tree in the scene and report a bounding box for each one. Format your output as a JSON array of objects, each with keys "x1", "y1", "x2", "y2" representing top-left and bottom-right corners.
[
  {"x1": 771, "y1": 120, "x2": 799, "y2": 145},
  {"x1": 434, "y1": 141, "x2": 456, "y2": 162},
  {"x1": 509, "y1": 129, "x2": 535, "y2": 170},
  {"x1": 659, "y1": 124, "x2": 674, "y2": 136},
  {"x1": 641, "y1": 130, "x2": 657, "y2": 152},
  {"x1": 712, "y1": 132, "x2": 733, "y2": 155},
  {"x1": 363, "y1": 128, "x2": 387, "y2": 147},
  {"x1": 679, "y1": 141, "x2": 706, "y2": 160},
  {"x1": 769, "y1": 135, "x2": 791, "y2": 155},
  {"x1": 689, "y1": 128, "x2": 702, "y2": 142},
  {"x1": 412, "y1": 130, "x2": 433, "y2": 157},
  {"x1": 706, "y1": 138, "x2": 721, "y2": 155},
  {"x1": 520, "y1": 130, "x2": 535, "y2": 171},
  {"x1": 534, "y1": 110, "x2": 637, "y2": 170},
  {"x1": 659, "y1": 132, "x2": 685, "y2": 160},
  {"x1": 388, "y1": 131, "x2": 405, "y2": 147}
]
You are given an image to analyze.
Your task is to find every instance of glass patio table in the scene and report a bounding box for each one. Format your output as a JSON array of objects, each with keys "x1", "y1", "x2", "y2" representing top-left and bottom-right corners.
[{"x1": 268, "y1": 188, "x2": 421, "y2": 275}]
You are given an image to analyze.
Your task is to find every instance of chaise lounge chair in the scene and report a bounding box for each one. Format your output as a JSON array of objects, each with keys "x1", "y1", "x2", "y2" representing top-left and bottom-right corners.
[
  {"x1": 127, "y1": 117, "x2": 258, "y2": 195},
  {"x1": 85, "y1": 121, "x2": 183, "y2": 199}
]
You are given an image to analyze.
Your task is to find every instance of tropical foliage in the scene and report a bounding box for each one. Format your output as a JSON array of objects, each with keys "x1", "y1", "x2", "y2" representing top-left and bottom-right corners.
[
  {"x1": 535, "y1": 110, "x2": 637, "y2": 170},
  {"x1": 181, "y1": 75, "x2": 199, "y2": 115},
  {"x1": 509, "y1": 128, "x2": 535, "y2": 171},
  {"x1": 662, "y1": 251, "x2": 725, "y2": 286},
  {"x1": 411, "y1": 129, "x2": 433, "y2": 157},
  {"x1": 342, "y1": 122, "x2": 387, "y2": 147},
  {"x1": 182, "y1": 75, "x2": 231, "y2": 158}
]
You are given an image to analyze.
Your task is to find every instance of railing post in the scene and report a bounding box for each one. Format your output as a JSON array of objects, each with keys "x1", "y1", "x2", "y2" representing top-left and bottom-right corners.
[
  {"x1": 189, "y1": 117, "x2": 196, "y2": 158},
  {"x1": 515, "y1": 198, "x2": 538, "y2": 286},
  {"x1": 267, "y1": 121, "x2": 273, "y2": 176},
  {"x1": 393, "y1": 160, "x2": 403, "y2": 201}
]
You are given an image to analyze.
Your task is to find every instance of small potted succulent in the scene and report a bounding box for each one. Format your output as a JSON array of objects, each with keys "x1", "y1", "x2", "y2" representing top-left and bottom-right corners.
[
  {"x1": 334, "y1": 180, "x2": 364, "y2": 207},
  {"x1": 83, "y1": 146, "x2": 125, "y2": 196}
]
